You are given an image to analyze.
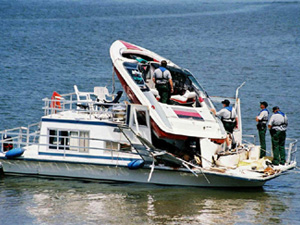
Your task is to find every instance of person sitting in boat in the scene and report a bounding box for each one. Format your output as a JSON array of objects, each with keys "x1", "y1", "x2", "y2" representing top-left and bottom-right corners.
[
  {"x1": 153, "y1": 60, "x2": 174, "y2": 104},
  {"x1": 211, "y1": 99, "x2": 238, "y2": 148}
]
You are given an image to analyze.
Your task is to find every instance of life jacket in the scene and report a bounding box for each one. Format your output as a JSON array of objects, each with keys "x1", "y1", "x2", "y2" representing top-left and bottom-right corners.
[
  {"x1": 272, "y1": 111, "x2": 287, "y2": 129},
  {"x1": 155, "y1": 67, "x2": 168, "y2": 84},
  {"x1": 222, "y1": 106, "x2": 236, "y2": 122},
  {"x1": 258, "y1": 108, "x2": 269, "y2": 123},
  {"x1": 225, "y1": 106, "x2": 232, "y2": 112}
]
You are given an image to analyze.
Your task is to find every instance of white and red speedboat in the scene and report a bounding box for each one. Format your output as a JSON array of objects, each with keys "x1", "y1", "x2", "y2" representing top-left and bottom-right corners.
[{"x1": 110, "y1": 40, "x2": 243, "y2": 166}]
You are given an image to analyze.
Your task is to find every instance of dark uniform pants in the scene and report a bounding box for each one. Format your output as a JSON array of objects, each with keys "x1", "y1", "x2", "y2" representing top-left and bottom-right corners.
[
  {"x1": 258, "y1": 127, "x2": 267, "y2": 157},
  {"x1": 156, "y1": 84, "x2": 170, "y2": 104},
  {"x1": 223, "y1": 121, "x2": 236, "y2": 134},
  {"x1": 271, "y1": 130, "x2": 286, "y2": 165}
]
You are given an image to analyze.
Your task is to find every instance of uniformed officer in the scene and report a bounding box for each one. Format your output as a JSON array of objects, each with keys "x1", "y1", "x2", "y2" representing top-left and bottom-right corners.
[
  {"x1": 256, "y1": 101, "x2": 269, "y2": 157},
  {"x1": 153, "y1": 60, "x2": 173, "y2": 103},
  {"x1": 211, "y1": 99, "x2": 238, "y2": 148},
  {"x1": 268, "y1": 106, "x2": 288, "y2": 165}
]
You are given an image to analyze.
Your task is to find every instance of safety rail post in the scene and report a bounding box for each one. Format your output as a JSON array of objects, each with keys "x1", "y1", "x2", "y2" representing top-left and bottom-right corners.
[
  {"x1": 26, "y1": 126, "x2": 30, "y2": 147},
  {"x1": 0, "y1": 133, "x2": 3, "y2": 152},
  {"x1": 18, "y1": 128, "x2": 21, "y2": 148},
  {"x1": 286, "y1": 139, "x2": 297, "y2": 164},
  {"x1": 62, "y1": 99, "x2": 65, "y2": 113}
]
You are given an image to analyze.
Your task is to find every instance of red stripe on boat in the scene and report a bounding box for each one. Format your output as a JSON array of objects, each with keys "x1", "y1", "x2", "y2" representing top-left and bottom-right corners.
[
  {"x1": 120, "y1": 41, "x2": 142, "y2": 51},
  {"x1": 173, "y1": 110, "x2": 202, "y2": 118},
  {"x1": 151, "y1": 119, "x2": 187, "y2": 140}
]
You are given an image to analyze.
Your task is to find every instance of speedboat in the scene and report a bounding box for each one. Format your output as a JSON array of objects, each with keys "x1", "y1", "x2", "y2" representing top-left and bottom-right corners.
[
  {"x1": 110, "y1": 40, "x2": 247, "y2": 167},
  {"x1": 0, "y1": 41, "x2": 297, "y2": 187}
]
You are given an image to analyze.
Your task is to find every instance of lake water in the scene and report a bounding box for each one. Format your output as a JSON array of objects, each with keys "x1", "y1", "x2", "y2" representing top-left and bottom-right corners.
[{"x1": 1, "y1": 0, "x2": 300, "y2": 224}]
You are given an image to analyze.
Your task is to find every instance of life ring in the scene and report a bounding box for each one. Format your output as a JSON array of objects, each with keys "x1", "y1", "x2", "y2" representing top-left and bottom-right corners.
[{"x1": 50, "y1": 91, "x2": 62, "y2": 109}]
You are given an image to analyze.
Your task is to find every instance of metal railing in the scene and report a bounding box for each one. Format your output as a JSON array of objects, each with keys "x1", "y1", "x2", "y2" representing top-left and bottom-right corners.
[
  {"x1": 242, "y1": 134, "x2": 297, "y2": 165},
  {"x1": 0, "y1": 123, "x2": 40, "y2": 152},
  {"x1": 286, "y1": 138, "x2": 298, "y2": 164},
  {"x1": 0, "y1": 123, "x2": 148, "y2": 159},
  {"x1": 42, "y1": 92, "x2": 127, "y2": 122}
]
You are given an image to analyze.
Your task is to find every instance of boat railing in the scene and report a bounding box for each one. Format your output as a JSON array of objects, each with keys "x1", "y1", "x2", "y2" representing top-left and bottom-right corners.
[
  {"x1": 286, "y1": 138, "x2": 297, "y2": 164},
  {"x1": 42, "y1": 92, "x2": 127, "y2": 122},
  {"x1": 0, "y1": 123, "x2": 40, "y2": 153},
  {"x1": 242, "y1": 134, "x2": 297, "y2": 165},
  {"x1": 0, "y1": 123, "x2": 148, "y2": 158}
]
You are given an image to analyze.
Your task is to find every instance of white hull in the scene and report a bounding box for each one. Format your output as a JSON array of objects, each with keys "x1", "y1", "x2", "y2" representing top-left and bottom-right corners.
[{"x1": 0, "y1": 158, "x2": 268, "y2": 187}]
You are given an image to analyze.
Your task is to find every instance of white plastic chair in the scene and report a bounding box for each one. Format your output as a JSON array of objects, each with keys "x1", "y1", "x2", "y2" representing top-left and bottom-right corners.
[
  {"x1": 74, "y1": 85, "x2": 92, "y2": 101},
  {"x1": 94, "y1": 86, "x2": 109, "y2": 102},
  {"x1": 74, "y1": 85, "x2": 93, "y2": 111}
]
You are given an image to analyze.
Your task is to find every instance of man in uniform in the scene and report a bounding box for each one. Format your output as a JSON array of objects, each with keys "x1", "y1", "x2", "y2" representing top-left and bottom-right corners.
[
  {"x1": 256, "y1": 101, "x2": 269, "y2": 158},
  {"x1": 211, "y1": 99, "x2": 238, "y2": 148},
  {"x1": 153, "y1": 60, "x2": 173, "y2": 103},
  {"x1": 268, "y1": 106, "x2": 288, "y2": 165}
]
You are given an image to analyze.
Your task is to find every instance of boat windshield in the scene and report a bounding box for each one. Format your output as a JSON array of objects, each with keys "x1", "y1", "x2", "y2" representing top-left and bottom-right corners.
[
  {"x1": 151, "y1": 63, "x2": 207, "y2": 96},
  {"x1": 187, "y1": 74, "x2": 207, "y2": 96}
]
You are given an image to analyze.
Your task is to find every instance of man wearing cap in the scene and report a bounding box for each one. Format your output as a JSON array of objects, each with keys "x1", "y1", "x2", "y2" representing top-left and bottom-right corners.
[
  {"x1": 256, "y1": 101, "x2": 269, "y2": 157},
  {"x1": 211, "y1": 99, "x2": 238, "y2": 148},
  {"x1": 153, "y1": 60, "x2": 173, "y2": 104},
  {"x1": 268, "y1": 106, "x2": 288, "y2": 165}
]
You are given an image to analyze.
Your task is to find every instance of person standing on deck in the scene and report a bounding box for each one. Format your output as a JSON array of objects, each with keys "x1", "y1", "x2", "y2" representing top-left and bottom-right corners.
[
  {"x1": 153, "y1": 60, "x2": 173, "y2": 104},
  {"x1": 211, "y1": 99, "x2": 238, "y2": 148},
  {"x1": 256, "y1": 101, "x2": 269, "y2": 158},
  {"x1": 268, "y1": 106, "x2": 288, "y2": 165}
]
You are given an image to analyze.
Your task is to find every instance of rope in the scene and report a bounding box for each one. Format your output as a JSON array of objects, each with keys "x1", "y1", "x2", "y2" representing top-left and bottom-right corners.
[{"x1": 147, "y1": 159, "x2": 155, "y2": 182}]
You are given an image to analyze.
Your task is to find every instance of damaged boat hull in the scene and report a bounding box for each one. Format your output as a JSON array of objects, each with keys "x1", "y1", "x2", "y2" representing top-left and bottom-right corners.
[{"x1": 0, "y1": 158, "x2": 269, "y2": 187}]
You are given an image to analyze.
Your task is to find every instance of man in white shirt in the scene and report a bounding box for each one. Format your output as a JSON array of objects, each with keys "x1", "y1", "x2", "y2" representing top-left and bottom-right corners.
[
  {"x1": 211, "y1": 99, "x2": 238, "y2": 149},
  {"x1": 256, "y1": 101, "x2": 269, "y2": 157},
  {"x1": 268, "y1": 106, "x2": 288, "y2": 165}
]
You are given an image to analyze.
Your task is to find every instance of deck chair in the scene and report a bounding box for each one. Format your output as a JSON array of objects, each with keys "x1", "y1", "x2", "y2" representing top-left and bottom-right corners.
[
  {"x1": 95, "y1": 91, "x2": 123, "y2": 109},
  {"x1": 74, "y1": 85, "x2": 93, "y2": 110},
  {"x1": 94, "y1": 87, "x2": 109, "y2": 102}
]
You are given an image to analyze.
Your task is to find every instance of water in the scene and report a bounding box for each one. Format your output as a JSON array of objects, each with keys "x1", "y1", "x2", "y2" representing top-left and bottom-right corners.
[{"x1": 1, "y1": 0, "x2": 300, "y2": 224}]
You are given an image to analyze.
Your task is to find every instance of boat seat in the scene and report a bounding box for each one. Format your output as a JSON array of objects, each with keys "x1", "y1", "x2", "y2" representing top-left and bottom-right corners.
[
  {"x1": 95, "y1": 91, "x2": 123, "y2": 108},
  {"x1": 74, "y1": 85, "x2": 93, "y2": 110},
  {"x1": 74, "y1": 85, "x2": 92, "y2": 102},
  {"x1": 94, "y1": 86, "x2": 109, "y2": 102},
  {"x1": 170, "y1": 90, "x2": 196, "y2": 106}
]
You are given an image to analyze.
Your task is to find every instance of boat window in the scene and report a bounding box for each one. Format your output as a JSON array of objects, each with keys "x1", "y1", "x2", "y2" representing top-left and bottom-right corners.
[
  {"x1": 122, "y1": 53, "x2": 154, "y2": 62},
  {"x1": 133, "y1": 110, "x2": 148, "y2": 127},
  {"x1": 48, "y1": 129, "x2": 89, "y2": 152},
  {"x1": 105, "y1": 141, "x2": 119, "y2": 151}
]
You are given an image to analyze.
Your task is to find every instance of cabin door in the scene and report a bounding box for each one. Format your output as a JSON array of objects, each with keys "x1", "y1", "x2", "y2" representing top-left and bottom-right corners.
[{"x1": 126, "y1": 104, "x2": 152, "y2": 143}]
